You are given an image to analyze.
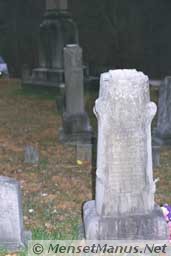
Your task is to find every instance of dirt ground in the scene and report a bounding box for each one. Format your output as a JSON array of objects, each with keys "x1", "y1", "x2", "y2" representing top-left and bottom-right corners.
[{"x1": 0, "y1": 79, "x2": 170, "y2": 240}]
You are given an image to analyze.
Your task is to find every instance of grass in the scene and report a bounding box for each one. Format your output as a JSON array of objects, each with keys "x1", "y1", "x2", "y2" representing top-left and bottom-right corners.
[
  {"x1": 0, "y1": 79, "x2": 92, "y2": 256},
  {"x1": 11, "y1": 86, "x2": 60, "y2": 101}
]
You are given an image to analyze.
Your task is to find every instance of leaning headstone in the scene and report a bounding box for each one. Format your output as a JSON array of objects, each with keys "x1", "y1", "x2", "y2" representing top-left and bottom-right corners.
[
  {"x1": 24, "y1": 145, "x2": 39, "y2": 164},
  {"x1": 153, "y1": 77, "x2": 171, "y2": 146},
  {"x1": 83, "y1": 69, "x2": 168, "y2": 240},
  {"x1": 59, "y1": 45, "x2": 93, "y2": 144},
  {"x1": 0, "y1": 176, "x2": 31, "y2": 250}
]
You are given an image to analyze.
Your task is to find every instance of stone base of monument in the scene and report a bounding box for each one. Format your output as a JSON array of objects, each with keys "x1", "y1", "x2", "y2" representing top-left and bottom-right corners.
[
  {"x1": 83, "y1": 201, "x2": 168, "y2": 240},
  {"x1": 22, "y1": 67, "x2": 64, "y2": 88},
  {"x1": 59, "y1": 112, "x2": 93, "y2": 145}
]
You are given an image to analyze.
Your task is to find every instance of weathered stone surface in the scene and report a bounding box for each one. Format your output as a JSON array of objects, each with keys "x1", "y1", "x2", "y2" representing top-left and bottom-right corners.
[
  {"x1": 83, "y1": 69, "x2": 168, "y2": 240},
  {"x1": 84, "y1": 201, "x2": 168, "y2": 240},
  {"x1": 96, "y1": 70, "x2": 156, "y2": 216},
  {"x1": 60, "y1": 45, "x2": 93, "y2": 144},
  {"x1": 0, "y1": 177, "x2": 31, "y2": 250},
  {"x1": 153, "y1": 77, "x2": 171, "y2": 145},
  {"x1": 64, "y1": 45, "x2": 84, "y2": 114},
  {"x1": 24, "y1": 145, "x2": 39, "y2": 164}
]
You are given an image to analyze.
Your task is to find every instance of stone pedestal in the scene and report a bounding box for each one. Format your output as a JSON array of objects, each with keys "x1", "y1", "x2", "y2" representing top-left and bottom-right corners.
[
  {"x1": 83, "y1": 70, "x2": 168, "y2": 240},
  {"x1": 84, "y1": 201, "x2": 167, "y2": 240},
  {"x1": 153, "y1": 77, "x2": 171, "y2": 146},
  {"x1": 22, "y1": 0, "x2": 78, "y2": 88},
  {"x1": 59, "y1": 45, "x2": 93, "y2": 145}
]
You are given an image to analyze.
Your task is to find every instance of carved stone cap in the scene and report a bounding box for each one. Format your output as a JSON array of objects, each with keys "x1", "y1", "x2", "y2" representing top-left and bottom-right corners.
[{"x1": 99, "y1": 69, "x2": 149, "y2": 100}]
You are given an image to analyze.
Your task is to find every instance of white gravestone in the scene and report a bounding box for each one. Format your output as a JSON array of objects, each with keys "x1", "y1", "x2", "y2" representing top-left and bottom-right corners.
[
  {"x1": 0, "y1": 177, "x2": 31, "y2": 251},
  {"x1": 83, "y1": 69, "x2": 168, "y2": 240}
]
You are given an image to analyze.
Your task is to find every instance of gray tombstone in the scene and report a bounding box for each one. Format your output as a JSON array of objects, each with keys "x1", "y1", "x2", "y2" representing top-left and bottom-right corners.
[
  {"x1": 24, "y1": 145, "x2": 39, "y2": 164},
  {"x1": 0, "y1": 176, "x2": 31, "y2": 251},
  {"x1": 83, "y1": 69, "x2": 168, "y2": 240},
  {"x1": 153, "y1": 77, "x2": 171, "y2": 146},
  {"x1": 59, "y1": 45, "x2": 93, "y2": 144},
  {"x1": 22, "y1": 0, "x2": 78, "y2": 88}
]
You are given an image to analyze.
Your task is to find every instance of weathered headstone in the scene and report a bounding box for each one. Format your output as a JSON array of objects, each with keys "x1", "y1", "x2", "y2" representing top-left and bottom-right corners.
[
  {"x1": 59, "y1": 45, "x2": 93, "y2": 144},
  {"x1": 0, "y1": 176, "x2": 31, "y2": 250},
  {"x1": 83, "y1": 69, "x2": 168, "y2": 240},
  {"x1": 22, "y1": 0, "x2": 78, "y2": 88},
  {"x1": 153, "y1": 76, "x2": 171, "y2": 146},
  {"x1": 24, "y1": 145, "x2": 39, "y2": 164}
]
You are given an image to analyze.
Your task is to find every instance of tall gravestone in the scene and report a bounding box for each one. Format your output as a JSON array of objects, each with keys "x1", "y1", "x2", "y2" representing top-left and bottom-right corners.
[
  {"x1": 0, "y1": 176, "x2": 30, "y2": 250},
  {"x1": 83, "y1": 69, "x2": 168, "y2": 239},
  {"x1": 23, "y1": 0, "x2": 78, "y2": 88},
  {"x1": 59, "y1": 44, "x2": 92, "y2": 144},
  {"x1": 153, "y1": 76, "x2": 171, "y2": 146}
]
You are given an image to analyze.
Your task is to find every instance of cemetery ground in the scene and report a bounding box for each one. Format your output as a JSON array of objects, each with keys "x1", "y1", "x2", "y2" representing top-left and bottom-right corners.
[{"x1": 0, "y1": 79, "x2": 170, "y2": 254}]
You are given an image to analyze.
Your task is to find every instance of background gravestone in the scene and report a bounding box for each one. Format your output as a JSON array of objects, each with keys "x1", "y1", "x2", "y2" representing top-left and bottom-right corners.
[
  {"x1": 153, "y1": 76, "x2": 171, "y2": 146},
  {"x1": 0, "y1": 176, "x2": 30, "y2": 251},
  {"x1": 83, "y1": 69, "x2": 168, "y2": 240},
  {"x1": 24, "y1": 145, "x2": 39, "y2": 164},
  {"x1": 76, "y1": 143, "x2": 92, "y2": 167},
  {"x1": 22, "y1": 0, "x2": 78, "y2": 88},
  {"x1": 59, "y1": 44, "x2": 93, "y2": 144}
]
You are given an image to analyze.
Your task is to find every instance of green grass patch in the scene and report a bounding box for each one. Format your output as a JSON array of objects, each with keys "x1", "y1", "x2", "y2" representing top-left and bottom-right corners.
[{"x1": 12, "y1": 86, "x2": 60, "y2": 101}]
